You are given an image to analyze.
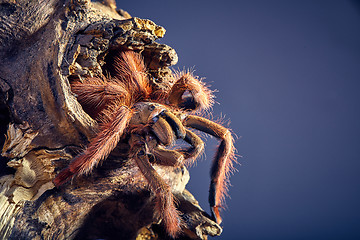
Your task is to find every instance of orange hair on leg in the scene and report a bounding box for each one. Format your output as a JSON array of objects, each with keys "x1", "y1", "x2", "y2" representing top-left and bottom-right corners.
[
  {"x1": 113, "y1": 51, "x2": 152, "y2": 102},
  {"x1": 183, "y1": 115, "x2": 237, "y2": 224},
  {"x1": 130, "y1": 136, "x2": 181, "y2": 237},
  {"x1": 71, "y1": 77, "x2": 128, "y2": 118},
  {"x1": 53, "y1": 104, "x2": 132, "y2": 186},
  {"x1": 168, "y1": 71, "x2": 214, "y2": 112}
]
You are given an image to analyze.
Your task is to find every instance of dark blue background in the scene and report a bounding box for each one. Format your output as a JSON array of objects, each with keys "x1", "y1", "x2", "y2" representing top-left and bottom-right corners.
[{"x1": 118, "y1": 1, "x2": 360, "y2": 239}]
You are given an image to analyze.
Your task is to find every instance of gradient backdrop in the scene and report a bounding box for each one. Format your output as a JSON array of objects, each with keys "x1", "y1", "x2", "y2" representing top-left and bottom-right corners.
[{"x1": 118, "y1": 1, "x2": 360, "y2": 239}]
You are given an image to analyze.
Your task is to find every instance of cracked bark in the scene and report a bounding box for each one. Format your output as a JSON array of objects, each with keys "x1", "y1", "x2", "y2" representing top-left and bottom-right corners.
[{"x1": 0, "y1": 0, "x2": 222, "y2": 239}]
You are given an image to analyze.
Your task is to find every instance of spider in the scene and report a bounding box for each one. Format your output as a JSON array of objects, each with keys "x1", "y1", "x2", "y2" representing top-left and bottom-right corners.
[{"x1": 53, "y1": 51, "x2": 236, "y2": 237}]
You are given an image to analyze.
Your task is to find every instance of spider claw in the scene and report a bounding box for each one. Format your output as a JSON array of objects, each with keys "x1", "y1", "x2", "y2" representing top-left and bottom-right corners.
[{"x1": 211, "y1": 206, "x2": 222, "y2": 225}]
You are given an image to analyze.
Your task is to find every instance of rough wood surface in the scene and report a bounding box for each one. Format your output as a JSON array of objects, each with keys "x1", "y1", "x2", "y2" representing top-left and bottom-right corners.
[{"x1": 0, "y1": 0, "x2": 222, "y2": 239}]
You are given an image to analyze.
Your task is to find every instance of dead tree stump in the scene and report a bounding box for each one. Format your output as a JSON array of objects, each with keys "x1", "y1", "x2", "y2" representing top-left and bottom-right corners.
[{"x1": 0, "y1": 0, "x2": 222, "y2": 239}]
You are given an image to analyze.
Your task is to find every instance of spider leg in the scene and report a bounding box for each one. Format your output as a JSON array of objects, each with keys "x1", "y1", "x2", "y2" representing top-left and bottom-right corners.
[
  {"x1": 183, "y1": 115, "x2": 236, "y2": 224},
  {"x1": 151, "y1": 116, "x2": 176, "y2": 146},
  {"x1": 179, "y1": 129, "x2": 205, "y2": 166},
  {"x1": 53, "y1": 105, "x2": 132, "y2": 186},
  {"x1": 151, "y1": 110, "x2": 186, "y2": 146},
  {"x1": 71, "y1": 77, "x2": 128, "y2": 119},
  {"x1": 152, "y1": 146, "x2": 185, "y2": 167},
  {"x1": 113, "y1": 51, "x2": 151, "y2": 101},
  {"x1": 130, "y1": 135, "x2": 181, "y2": 238},
  {"x1": 168, "y1": 71, "x2": 214, "y2": 111},
  {"x1": 148, "y1": 128, "x2": 204, "y2": 168},
  {"x1": 147, "y1": 110, "x2": 192, "y2": 167},
  {"x1": 159, "y1": 111, "x2": 186, "y2": 139},
  {"x1": 151, "y1": 128, "x2": 205, "y2": 167},
  {"x1": 146, "y1": 109, "x2": 203, "y2": 167}
]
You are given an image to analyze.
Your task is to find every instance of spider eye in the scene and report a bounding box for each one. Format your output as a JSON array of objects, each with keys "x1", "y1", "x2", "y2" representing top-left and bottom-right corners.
[{"x1": 179, "y1": 90, "x2": 198, "y2": 110}]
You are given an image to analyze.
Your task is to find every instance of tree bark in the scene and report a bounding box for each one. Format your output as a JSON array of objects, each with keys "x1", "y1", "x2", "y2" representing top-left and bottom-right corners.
[{"x1": 0, "y1": 0, "x2": 222, "y2": 239}]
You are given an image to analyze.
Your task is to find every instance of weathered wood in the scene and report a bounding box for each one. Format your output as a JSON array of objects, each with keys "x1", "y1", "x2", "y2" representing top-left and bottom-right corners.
[{"x1": 0, "y1": 0, "x2": 222, "y2": 239}]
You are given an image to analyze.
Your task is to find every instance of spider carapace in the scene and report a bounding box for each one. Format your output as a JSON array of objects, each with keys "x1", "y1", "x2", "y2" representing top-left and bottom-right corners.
[{"x1": 53, "y1": 51, "x2": 236, "y2": 237}]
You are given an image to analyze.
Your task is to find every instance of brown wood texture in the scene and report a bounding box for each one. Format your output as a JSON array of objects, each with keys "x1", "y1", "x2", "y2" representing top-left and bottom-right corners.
[{"x1": 0, "y1": 0, "x2": 221, "y2": 239}]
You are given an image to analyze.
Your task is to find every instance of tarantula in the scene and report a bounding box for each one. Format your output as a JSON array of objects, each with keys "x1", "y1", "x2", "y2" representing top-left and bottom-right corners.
[{"x1": 53, "y1": 51, "x2": 236, "y2": 237}]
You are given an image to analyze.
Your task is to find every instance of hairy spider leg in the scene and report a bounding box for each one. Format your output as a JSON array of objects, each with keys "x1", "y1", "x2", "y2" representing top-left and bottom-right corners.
[
  {"x1": 183, "y1": 115, "x2": 236, "y2": 224},
  {"x1": 167, "y1": 71, "x2": 214, "y2": 111},
  {"x1": 54, "y1": 51, "x2": 152, "y2": 186},
  {"x1": 129, "y1": 135, "x2": 181, "y2": 238},
  {"x1": 148, "y1": 109, "x2": 189, "y2": 166},
  {"x1": 160, "y1": 111, "x2": 186, "y2": 139},
  {"x1": 151, "y1": 116, "x2": 176, "y2": 146},
  {"x1": 150, "y1": 128, "x2": 204, "y2": 168},
  {"x1": 179, "y1": 129, "x2": 205, "y2": 166},
  {"x1": 113, "y1": 51, "x2": 151, "y2": 103},
  {"x1": 53, "y1": 105, "x2": 132, "y2": 186},
  {"x1": 128, "y1": 102, "x2": 187, "y2": 167},
  {"x1": 152, "y1": 146, "x2": 185, "y2": 167},
  {"x1": 71, "y1": 51, "x2": 152, "y2": 118},
  {"x1": 142, "y1": 108, "x2": 205, "y2": 167},
  {"x1": 70, "y1": 77, "x2": 128, "y2": 119}
]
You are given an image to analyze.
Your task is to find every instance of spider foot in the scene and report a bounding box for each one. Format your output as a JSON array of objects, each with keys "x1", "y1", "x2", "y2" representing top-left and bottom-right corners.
[{"x1": 211, "y1": 206, "x2": 222, "y2": 225}]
